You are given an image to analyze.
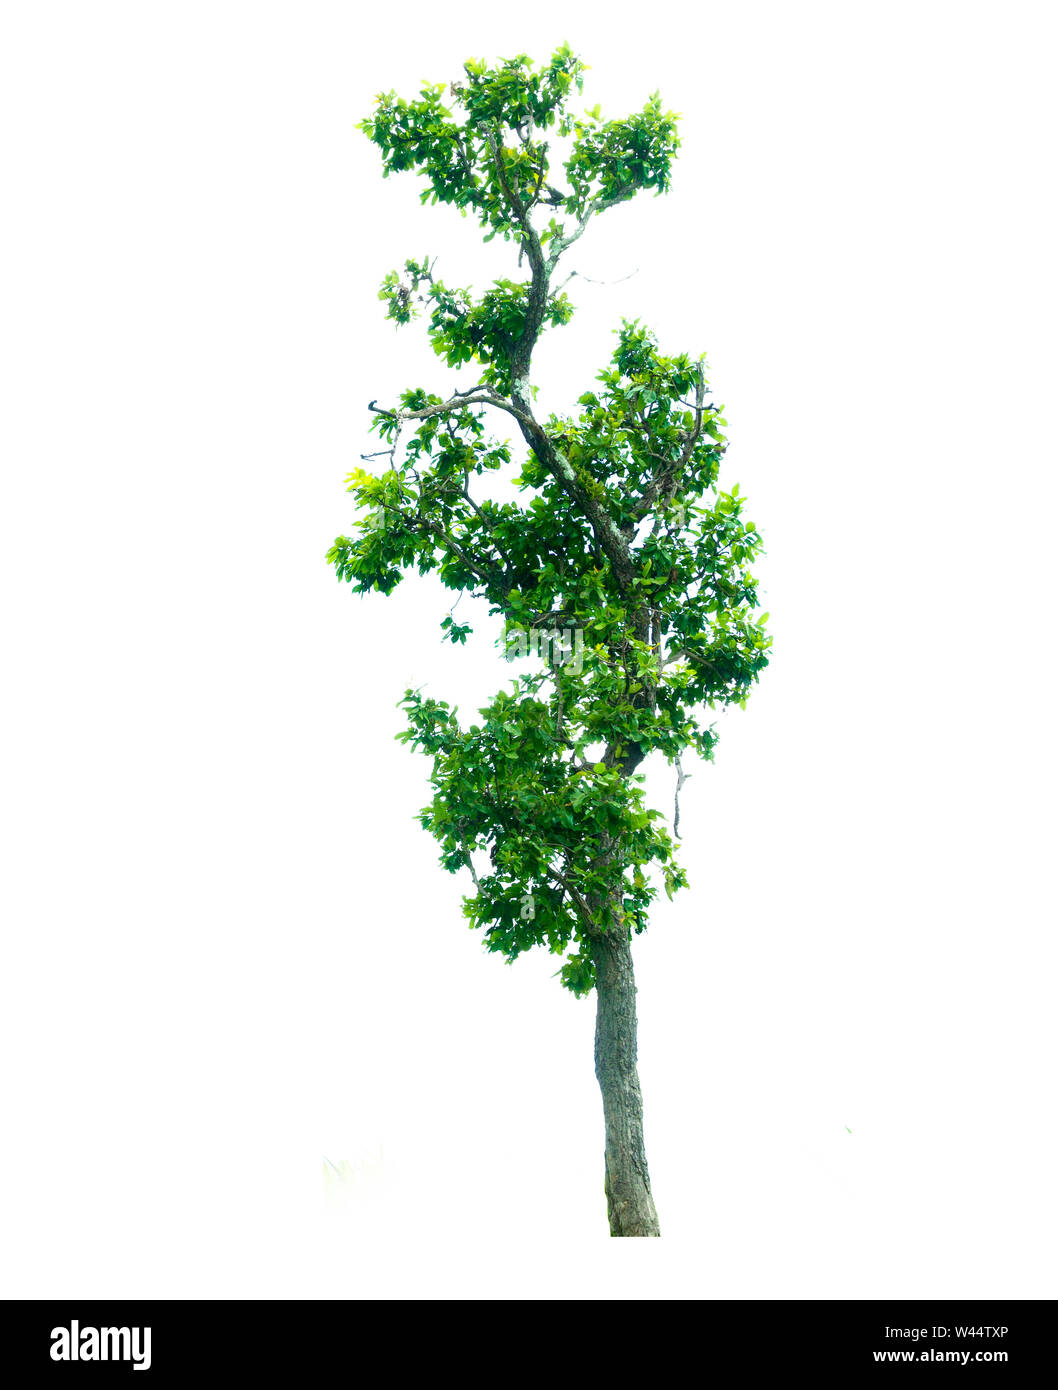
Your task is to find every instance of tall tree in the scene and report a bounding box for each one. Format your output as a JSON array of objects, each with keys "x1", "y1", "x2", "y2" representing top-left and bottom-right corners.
[{"x1": 329, "y1": 45, "x2": 770, "y2": 1237}]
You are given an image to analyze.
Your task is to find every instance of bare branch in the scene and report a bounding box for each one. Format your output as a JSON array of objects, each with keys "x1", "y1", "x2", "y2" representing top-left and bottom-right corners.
[
  {"x1": 368, "y1": 389, "x2": 533, "y2": 431},
  {"x1": 546, "y1": 190, "x2": 635, "y2": 269}
]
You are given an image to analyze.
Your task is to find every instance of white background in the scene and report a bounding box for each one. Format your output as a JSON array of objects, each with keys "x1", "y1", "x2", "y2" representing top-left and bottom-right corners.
[{"x1": 2, "y1": 0, "x2": 1055, "y2": 1298}]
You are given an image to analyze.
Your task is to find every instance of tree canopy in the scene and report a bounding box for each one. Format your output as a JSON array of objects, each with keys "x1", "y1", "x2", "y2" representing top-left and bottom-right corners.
[{"x1": 328, "y1": 43, "x2": 770, "y2": 998}]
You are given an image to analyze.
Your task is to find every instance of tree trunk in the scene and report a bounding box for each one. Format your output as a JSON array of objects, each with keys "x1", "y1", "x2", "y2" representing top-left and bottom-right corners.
[{"x1": 592, "y1": 930, "x2": 660, "y2": 1236}]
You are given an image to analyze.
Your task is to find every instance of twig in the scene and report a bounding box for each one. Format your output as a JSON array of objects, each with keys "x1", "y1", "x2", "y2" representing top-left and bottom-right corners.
[{"x1": 673, "y1": 753, "x2": 691, "y2": 839}]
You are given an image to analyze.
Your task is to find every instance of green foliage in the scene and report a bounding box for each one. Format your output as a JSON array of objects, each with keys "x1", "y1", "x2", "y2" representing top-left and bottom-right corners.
[
  {"x1": 377, "y1": 259, "x2": 574, "y2": 393},
  {"x1": 332, "y1": 46, "x2": 770, "y2": 994},
  {"x1": 396, "y1": 686, "x2": 684, "y2": 995},
  {"x1": 564, "y1": 92, "x2": 680, "y2": 218},
  {"x1": 358, "y1": 44, "x2": 677, "y2": 246}
]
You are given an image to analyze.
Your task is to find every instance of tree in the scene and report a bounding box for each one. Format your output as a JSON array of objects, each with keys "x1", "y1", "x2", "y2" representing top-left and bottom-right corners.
[{"x1": 328, "y1": 44, "x2": 770, "y2": 1237}]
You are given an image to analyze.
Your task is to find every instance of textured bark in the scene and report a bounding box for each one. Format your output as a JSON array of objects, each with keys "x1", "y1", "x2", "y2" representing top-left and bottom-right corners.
[{"x1": 592, "y1": 930, "x2": 660, "y2": 1236}]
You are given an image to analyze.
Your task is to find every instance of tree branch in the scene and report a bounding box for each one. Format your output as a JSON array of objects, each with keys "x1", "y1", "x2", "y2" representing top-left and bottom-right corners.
[
  {"x1": 633, "y1": 363, "x2": 709, "y2": 520},
  {"x1": 546, "y1": 190, "x2": 636, "y2": 269},
  {"x1": 545, "y1": 864, "x2": 596, "y2": 930}
]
